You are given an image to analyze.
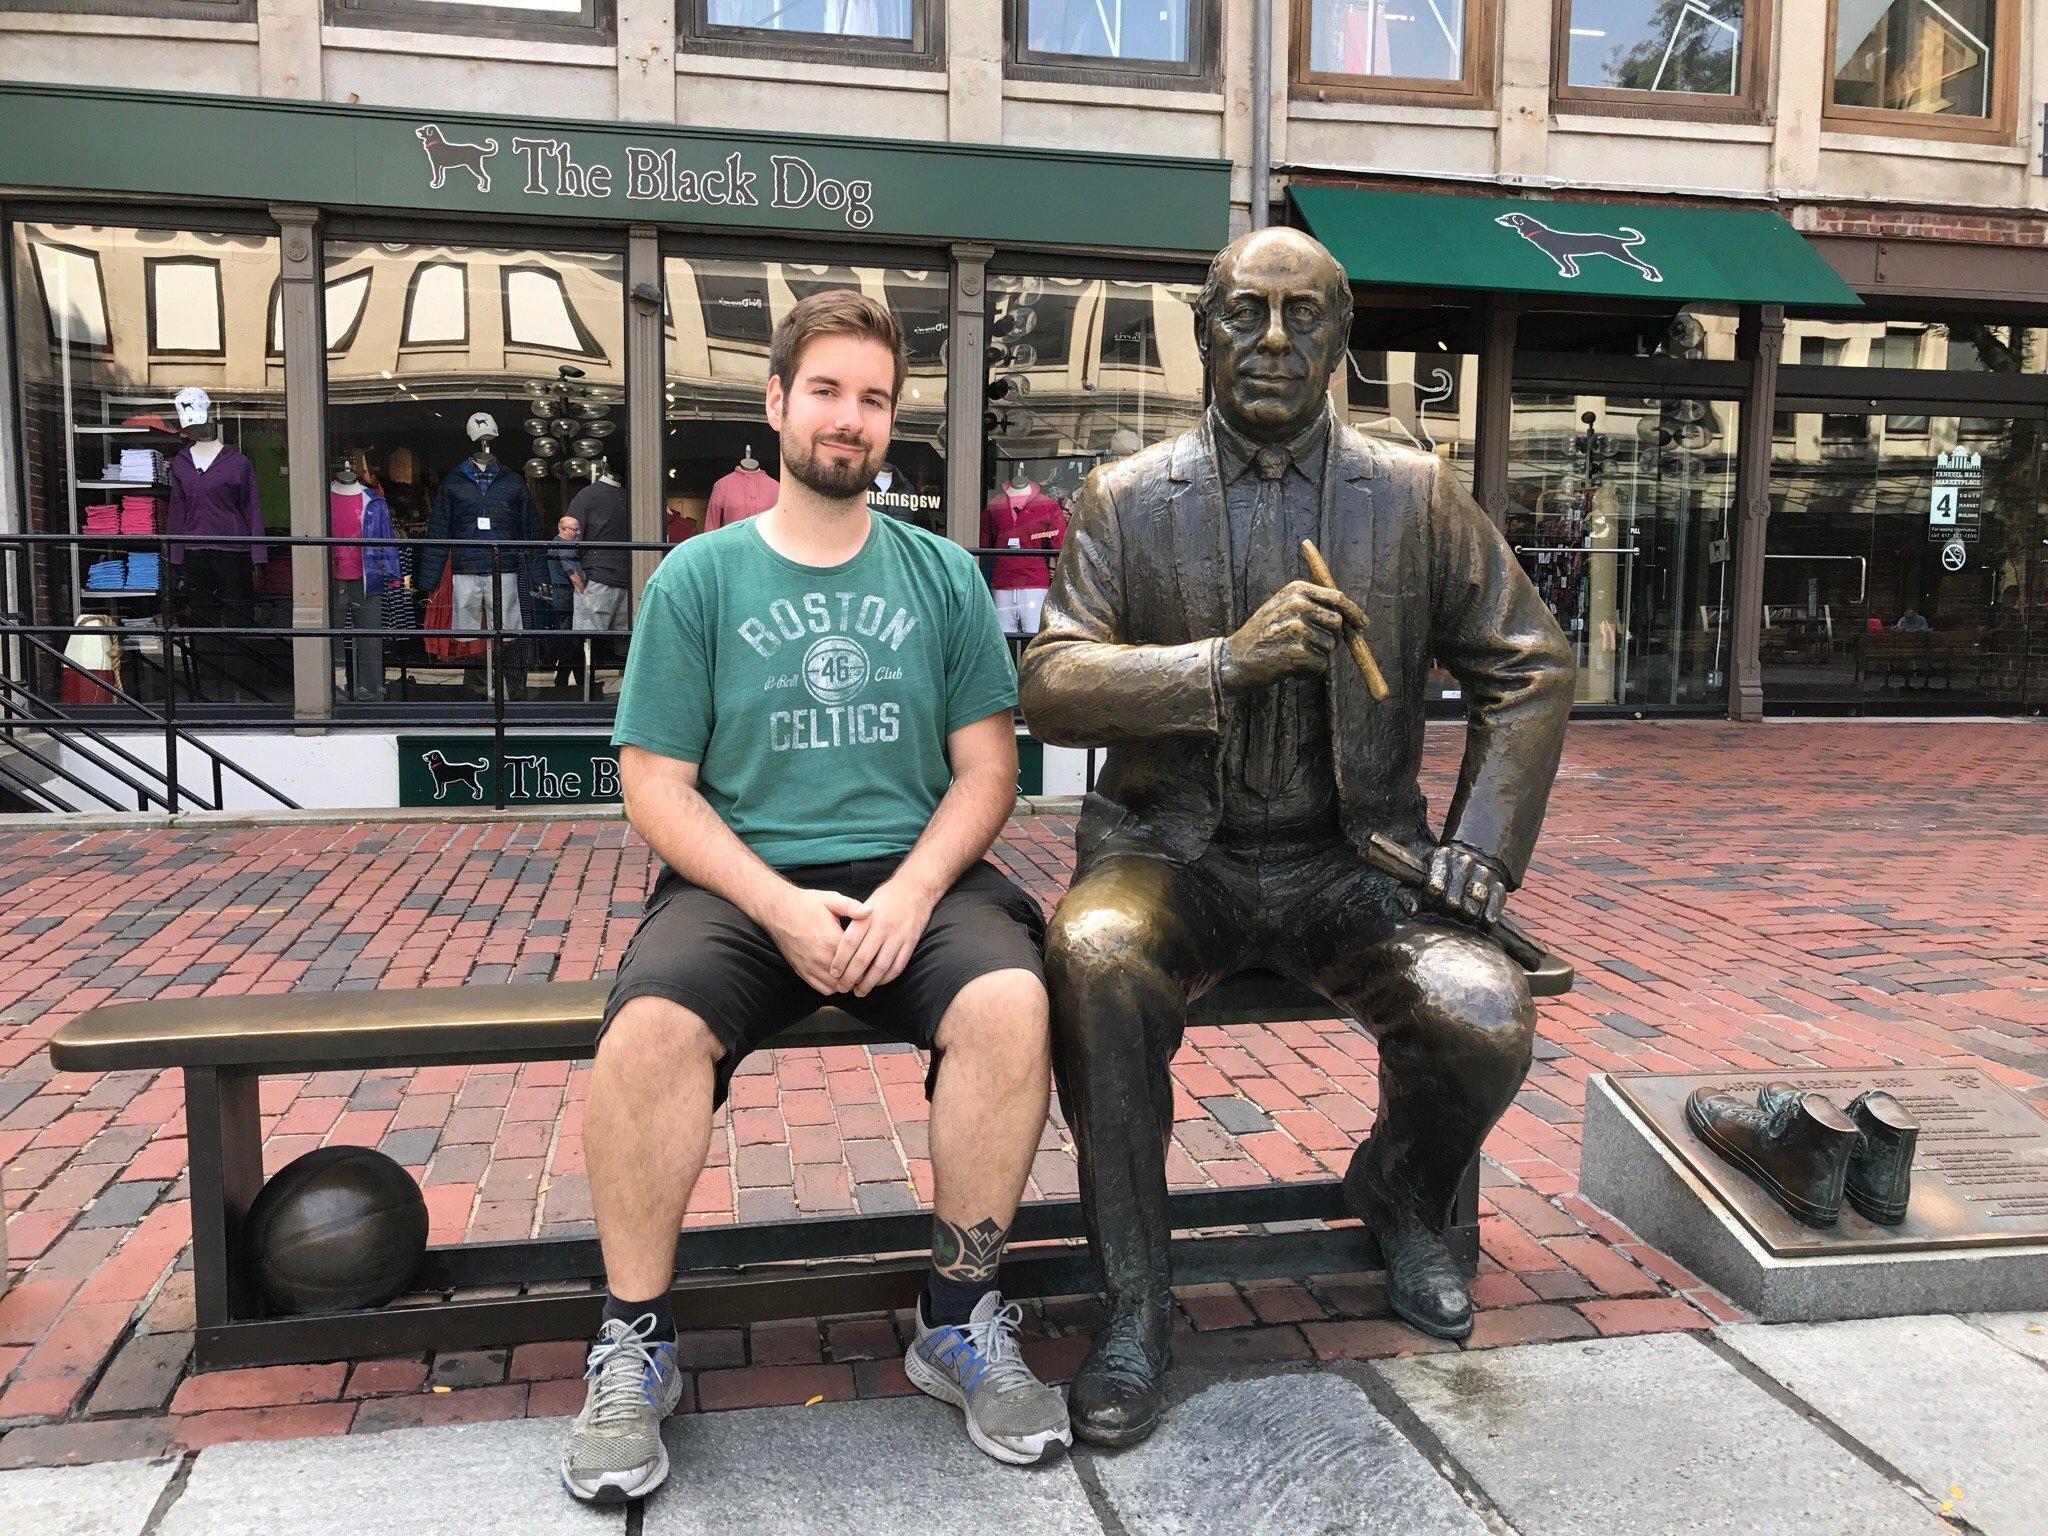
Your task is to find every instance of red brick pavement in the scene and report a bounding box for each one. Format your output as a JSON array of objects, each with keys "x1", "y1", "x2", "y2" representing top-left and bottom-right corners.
[{"x1": 1, "y1": 721, "x2": 2043, "y2": 1465}]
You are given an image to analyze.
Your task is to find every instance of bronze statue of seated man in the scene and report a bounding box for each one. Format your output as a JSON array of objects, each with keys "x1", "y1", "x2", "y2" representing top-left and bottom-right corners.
[{"x1": 1017, "y1": 227, "x2": 1576, "y2": 1447}]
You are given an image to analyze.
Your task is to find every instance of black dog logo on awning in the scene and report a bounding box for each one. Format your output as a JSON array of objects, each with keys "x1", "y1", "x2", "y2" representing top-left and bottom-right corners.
[
  {"x1": 1496, "y1": 213, "x2": 1663, "y2": 283},
  {"x1": 416, "y1": 125, "x2": 499, "y2": 193}
]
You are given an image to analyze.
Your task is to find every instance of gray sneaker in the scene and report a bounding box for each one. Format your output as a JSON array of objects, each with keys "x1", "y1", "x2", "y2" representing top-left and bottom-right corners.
[
  {"x1": 905, "y1": 1290, "x2": 1073, "y2": 1465},
  {"x1": 560, "y1": 1316, "x2": 686, "y2": 1503}
]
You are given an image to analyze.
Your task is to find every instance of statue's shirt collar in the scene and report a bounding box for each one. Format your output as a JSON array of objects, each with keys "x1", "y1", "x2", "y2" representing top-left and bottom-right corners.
[{"x1": 1211, "y1": 407, "x2": 1332, "y2": 486}]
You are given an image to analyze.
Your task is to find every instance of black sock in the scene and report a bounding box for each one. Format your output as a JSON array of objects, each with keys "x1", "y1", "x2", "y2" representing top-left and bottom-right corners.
[
  {"x1": 922, "y1": 1270, "x2": 996, "y2": 1329},
  {"x1": 602, "y1": 1290, "x2": 676, "y2": 1343}
]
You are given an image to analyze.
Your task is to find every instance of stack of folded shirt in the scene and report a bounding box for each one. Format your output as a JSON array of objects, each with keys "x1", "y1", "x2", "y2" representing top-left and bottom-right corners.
[
  {"x1": 124, "y1": 552, "x2": 160, "y2": 591},
  {"x1": 119, "y1": 495, "x2": 158, "y2": 535},
  {"x1": 85, "y1": 558, "x2": 130, "y2": 590},
  {"x1": 82, "y1": 502, "x2": 120, "y2": 536},
  {"x1": 121, "y1": 448, "x2": 165, "y2": 482}
]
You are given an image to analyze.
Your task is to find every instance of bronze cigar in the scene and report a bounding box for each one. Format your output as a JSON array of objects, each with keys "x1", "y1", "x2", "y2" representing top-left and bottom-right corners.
[{"x1": 1300, "y1": 539, "x2": 1389, "y2": 701}]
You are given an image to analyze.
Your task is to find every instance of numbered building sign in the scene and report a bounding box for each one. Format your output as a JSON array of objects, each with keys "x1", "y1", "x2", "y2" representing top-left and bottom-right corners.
[{"x1": 1929, "y1": 449, "x2": 1983, "y2": 543}]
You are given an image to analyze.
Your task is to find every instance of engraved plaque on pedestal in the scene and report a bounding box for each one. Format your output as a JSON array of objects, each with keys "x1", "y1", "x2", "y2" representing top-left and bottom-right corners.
[{"x1": 1609, "y1": 1068, "x2": 2048, "y2": 1258}]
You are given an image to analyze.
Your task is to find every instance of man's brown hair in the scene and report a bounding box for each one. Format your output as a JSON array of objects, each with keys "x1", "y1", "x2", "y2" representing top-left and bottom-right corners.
[{"x1": 769, "y1": 289, "x2": 908, "y2": 405}]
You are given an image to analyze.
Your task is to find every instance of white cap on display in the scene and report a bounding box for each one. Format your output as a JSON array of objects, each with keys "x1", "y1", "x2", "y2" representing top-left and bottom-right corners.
[
  {"x1": 466, "y1": 412, "x2": 500, "y2": 443},
  {"x1": 173, "y1": 387, "x2": 212, "y2": 428}
]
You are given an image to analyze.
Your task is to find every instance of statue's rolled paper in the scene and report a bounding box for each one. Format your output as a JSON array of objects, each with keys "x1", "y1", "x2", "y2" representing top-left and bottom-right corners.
[{"x1": 1299, "y1": 538, "x2": 1389, "y2": 701}]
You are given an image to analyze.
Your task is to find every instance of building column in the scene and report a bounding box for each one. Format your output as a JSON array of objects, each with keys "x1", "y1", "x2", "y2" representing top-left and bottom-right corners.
[
  {"x1": 272, "y1": 205, "x2": 330, "y2": 724},
  {"x1": 617, "y1": 0, "x2": 676, "y2": 122},
  {"x1": 257, "y1": 0, "x2": 323, "y2": 99},
  {"x1": 1494, "y1": 0, "x2": 1551, "y2": 181},
  {"x1": 1730, "y1": 303, "x2": 1783, "y2": 722},
  {"x1": 626, "y1": 224, "x2": 664, "y2": 605},
  {"x1": 947, "y1": 0, "x2": 1003, "y2": 143},
  {"x1": 1769, "y1": 2, "x2": 1825, "y2": 196},
  {"x1": 1475, "y1": 294, "x2": 1517, "y2": 530},
  {"x1": 946, "y1": 243, "x2": 993, "y2": 549}
]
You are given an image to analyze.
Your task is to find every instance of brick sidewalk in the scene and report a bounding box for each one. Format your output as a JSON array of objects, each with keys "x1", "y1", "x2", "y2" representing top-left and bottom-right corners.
[{"x1": 1, "y1": 720, "x2": 2044, "y2": 1466}]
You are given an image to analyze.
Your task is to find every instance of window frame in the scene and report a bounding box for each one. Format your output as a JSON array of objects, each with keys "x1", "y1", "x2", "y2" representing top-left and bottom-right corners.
[
  {"x1": 1551, "y1": 0, "x2": 1773, "y2": 122},
  {"x1": 0, "y1": 0, "x2": 252, "y2": 20},
  {"x1": 1288, "y1": 0, "x2": 1497, "y2": 107},
  {"x1": 1821, "y1": 0, "x2": 2019, "y2": 145},
  {"x1": 677, "y1": 0, "x2": 943, "y2": 71},
  {"x1": 144, "y1": 254, "x2": 227, "y2": 359},
  {"x1": 1007, "y1": 0, "x2": 1221, "y2": 91},
  {"x1": 23, "y1": 236, "x2": 114, "y2": 358},
  {"x1": 325, "y1": 0, "x2": 614, "y2": 46},
  {"x1": 399, "y1": 259, "x2": 471, "y2": 351}
]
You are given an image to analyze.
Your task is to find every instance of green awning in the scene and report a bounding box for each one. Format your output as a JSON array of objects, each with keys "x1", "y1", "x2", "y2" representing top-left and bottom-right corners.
[{"x1": 1289, "y1": 186, "x2": 1861, "y2": 307}]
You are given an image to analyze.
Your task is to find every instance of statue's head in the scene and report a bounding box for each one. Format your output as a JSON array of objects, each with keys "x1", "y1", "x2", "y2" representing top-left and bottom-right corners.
[{"x1": 1195, "y1": 227, "x2": 1353, "y2": 444}]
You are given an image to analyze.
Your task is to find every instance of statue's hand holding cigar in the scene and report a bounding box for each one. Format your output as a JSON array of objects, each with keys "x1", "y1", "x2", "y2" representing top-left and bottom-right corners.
[{"x1": 1217, "y1": 579, "x2": 1370, "y2": 691}]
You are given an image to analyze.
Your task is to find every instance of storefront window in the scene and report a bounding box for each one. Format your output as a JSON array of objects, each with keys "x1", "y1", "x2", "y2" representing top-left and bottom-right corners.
[
  {"x1": 1300, "y1": 0, "x2": 1469, "y2": 84},
  {"x1": 1765, "y1": 411, "x2": 2044, "y2": 709},
  {"x1": 10, "y1": 222, "x2": 286, "y2": 712},
  {"x1": 982, "y1": 273, "x2": 1199, "y2": 644},
  {"x1": 1021, "y1": 0, "x2": 1194, "y2": 62},
  {"x1": 1508, "y1": 390, "x2": 1738, "y2": 709},
  {"x1": 323, "y1": 239, "x2": 627, "y2": 707},
  {"x1": 1344, "y1": 302, "x2": 1479, "y2": 488},
  {"x1": 1783, "y1": 314, "x2": 2047, "y2": 374},
  {"x1": 1519, "y1": 303, "x2": 1739, "y2": 361},
  {"x1": 663, "y1": 253, "x2": 948, "y2": 543},
  {"x1": 1831, "y1": 0, "x2": 1998, "y2": 121},
  {"x1": 1562, "y1": 0, "x2": 1748, "y2": 96}
]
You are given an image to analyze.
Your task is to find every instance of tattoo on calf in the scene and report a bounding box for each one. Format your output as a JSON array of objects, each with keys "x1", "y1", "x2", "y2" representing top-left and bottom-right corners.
[{"x1": 932, "y1": 1216, "x2": 1009, "y2": 1281}]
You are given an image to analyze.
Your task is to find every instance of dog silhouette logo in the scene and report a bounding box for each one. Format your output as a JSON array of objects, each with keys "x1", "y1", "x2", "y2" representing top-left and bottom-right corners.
[
  {"x1": 1496, "y1": 212, "x2": 1662, "y2": 283},
  {"x1": 415, "y1": 125, "x2": 499, "y2": 193},
  {"x1": 422, "y1": 748, "x2": 489, "y2": 801}
]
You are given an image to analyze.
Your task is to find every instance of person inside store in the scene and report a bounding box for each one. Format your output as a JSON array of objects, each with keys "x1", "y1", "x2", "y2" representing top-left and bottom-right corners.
[
  {"x1": 1895, "y1": 608, "x2": 1930, "y2": 631},
  {"x1": 566, "y1": 463, "x2": 632, "y2": 694},
  {"x1": 542, "y1": 512, "x2": 583, "y2": 692},
  {"x1": 417, "y1": 412, "x2": 545, "y2": 699},
  {"x1": 562, "y1": 290, "x2": 1070, "y2": 1503},
  {"x1": 165, "y1": 386, "x2": 266, "y2": 700},
  {"x1": 328, "y1": 451, "x2": 398, "y2": 702}
]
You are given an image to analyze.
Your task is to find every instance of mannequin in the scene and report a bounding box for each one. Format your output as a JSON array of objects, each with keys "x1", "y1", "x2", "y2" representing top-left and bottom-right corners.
[
  {"x1": 706, "y1": 445, "x2": 778, "y2": 530},
  {"x1": 869, "y1": 460, "x2": 943, "y2": 530},
  {"x1": 166, "y1": 386, "x2": 266, "y2": 699},
  {"x1": 981, "y1": 474, "x2": 1066, "y2": 638},
  {"x1": 421, "y1": 411, "x2": 543, "y2": 700},
  {"x1": 565, "y1": 454, "x2": 631, "y2": 697},
  {"x1": 328, "y1": 452, "x2": 396, "y2": 701}
]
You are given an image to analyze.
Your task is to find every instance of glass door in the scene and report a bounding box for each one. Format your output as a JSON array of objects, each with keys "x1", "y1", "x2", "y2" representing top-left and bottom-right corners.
[
  {"x1": 1765, "y1": 406, "x2": 2045, "y2": 710},
  {"x1": 1507, "y1": 391, "x2": 1739, "y2": 710}
]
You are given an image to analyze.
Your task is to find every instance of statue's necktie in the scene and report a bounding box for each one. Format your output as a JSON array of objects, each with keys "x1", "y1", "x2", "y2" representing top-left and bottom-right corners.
[{"x1": 1244, "y1": 448, "x2": 1293, "y2": 799}]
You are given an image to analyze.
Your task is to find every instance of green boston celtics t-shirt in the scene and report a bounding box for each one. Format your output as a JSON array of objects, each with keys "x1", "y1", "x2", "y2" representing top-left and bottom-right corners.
[{"x1": 612, "y1": 514, "x2": 1019, "y2": 869}]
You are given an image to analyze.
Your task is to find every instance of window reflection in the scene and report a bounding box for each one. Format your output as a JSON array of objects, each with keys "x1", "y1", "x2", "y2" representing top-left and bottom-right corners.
[
  {"x1": 11, "y1": 223, "x2": 286, "y2": 709},
  {"x1": 324, "y1": 241, "x2": 626, "y2": 708},
  {"x1": 1833, "y1": 0, "x2": 1995, "y2": 118},
  {"x1": 1025, "y1": 0, "x2": 1193, "y2": 61},
  {"x1": 1305, "y1": 0, "x2": 1465, "y2": 80},
  {"x1": 706, "y1": 0, "x2": 913, "y2": 38},
  {"x1": 662, "y1": 254, "x2": 949, "y2": 541},
  {"x1": 1564, "y1": 0, "x2": 1745, "y2": 95}
]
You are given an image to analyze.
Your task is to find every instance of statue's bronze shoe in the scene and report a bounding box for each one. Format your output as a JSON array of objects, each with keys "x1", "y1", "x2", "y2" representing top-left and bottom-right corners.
[
  {"x1": 1342, "y1": 1157, "x2": 1474, "y2": 1341},
  {"x1": 1686, "y1": 1082, "x2": 1856, "y2": 1228},
  {"x1": 1068, "y1": 1297, "x2": 1174, "y2": 1448},
  {"x1": 1844, "y1": 1090, "x2": 1918, "y2": 1225}
]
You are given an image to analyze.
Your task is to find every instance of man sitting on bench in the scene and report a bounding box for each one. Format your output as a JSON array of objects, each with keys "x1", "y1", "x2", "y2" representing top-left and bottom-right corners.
[{"x1": 563, "y1": 291, "x2": 1071, "y2": 1502}]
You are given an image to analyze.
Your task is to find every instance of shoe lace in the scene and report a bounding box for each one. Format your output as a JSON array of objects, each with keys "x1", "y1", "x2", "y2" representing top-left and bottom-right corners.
[
  {"x1": 953, "y1": 1299, "x2": 1038, "y2": 1396},
  {"x1": 583, "y1": 1315, "x2": 663, "y2": 1427}
]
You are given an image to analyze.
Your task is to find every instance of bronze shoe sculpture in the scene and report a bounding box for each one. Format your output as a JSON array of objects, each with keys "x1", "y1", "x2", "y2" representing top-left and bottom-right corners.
[
  {"x1": 1843, "y1": 1090, "x2": 1918, "y2": 1225},
  {"x1": 1685, "y1": 1081, "x2": 1858, "y2": 1228},
  {"x1": 1068, "y1": 1296, "x2": 1174, "y2": 1448},
  {"x1": 1343, "y1": 1151, "x2": 1475, "y2": 1340}
]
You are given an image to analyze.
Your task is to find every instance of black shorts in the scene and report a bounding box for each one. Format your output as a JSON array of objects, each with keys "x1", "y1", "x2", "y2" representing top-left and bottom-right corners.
[{"x1": 601, "y1": 856, "x2": 1047, "y2": 1107}]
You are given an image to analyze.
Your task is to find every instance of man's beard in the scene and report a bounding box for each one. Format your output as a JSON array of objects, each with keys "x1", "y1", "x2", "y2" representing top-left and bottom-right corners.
[{"x1": 781, "y1": 427, "x2": 883, "y2": 501}]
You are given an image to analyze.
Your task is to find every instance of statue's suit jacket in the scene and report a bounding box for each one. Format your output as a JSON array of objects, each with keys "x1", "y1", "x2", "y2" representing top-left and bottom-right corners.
[{"x1": 1017, "y1": 415, "x2": 1576, "y2": 885}]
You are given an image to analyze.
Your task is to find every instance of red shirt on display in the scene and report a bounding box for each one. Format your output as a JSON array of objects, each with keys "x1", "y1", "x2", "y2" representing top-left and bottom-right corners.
[
  {"x1": 981, "y1": 486, "x2": 1066, "y2": 591},
  {"x1": 706, "y1": 466, "x2": 778, "y2": 530}
]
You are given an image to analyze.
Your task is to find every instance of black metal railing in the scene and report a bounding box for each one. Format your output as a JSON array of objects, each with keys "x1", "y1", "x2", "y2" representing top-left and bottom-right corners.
[{"x1": 2, "y1": 531, "x2": 1070, "y2": 812}]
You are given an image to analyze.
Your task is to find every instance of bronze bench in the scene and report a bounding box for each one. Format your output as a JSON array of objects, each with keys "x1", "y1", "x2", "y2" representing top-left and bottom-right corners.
[{"x1": 50, "y1": 958, "x2": 1572, "y2": 1369}]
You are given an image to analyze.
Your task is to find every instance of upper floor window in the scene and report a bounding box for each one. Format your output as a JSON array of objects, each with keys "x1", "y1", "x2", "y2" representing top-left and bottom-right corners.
[
  {"x1": 1291, "y1": 0, "x2": 1493, "y2": 104},
  {"x1": 1011, "y1": 0, "x2": 1218, "y2": 86},
  {"x1": 682, "y1": 0, "x2": 938, "y2": 66},
  {"x1": 326, "y1": 0, "x2": 612, "y2": 43},
  {"x1": 146, "y1": 257, "x2": 225, "y2": 356},
  {"x1": 1827, "y1": 0, "x2": 2016, "y2": 141},
  {"x1": 1556, "y1": 0, "x2": 1766, "y2": 114}
]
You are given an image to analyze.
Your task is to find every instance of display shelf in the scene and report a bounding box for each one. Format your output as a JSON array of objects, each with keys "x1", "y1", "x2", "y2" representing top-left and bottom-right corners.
[{"x1": 77, "y1": 480, "x2": 168, "y2": 492}]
